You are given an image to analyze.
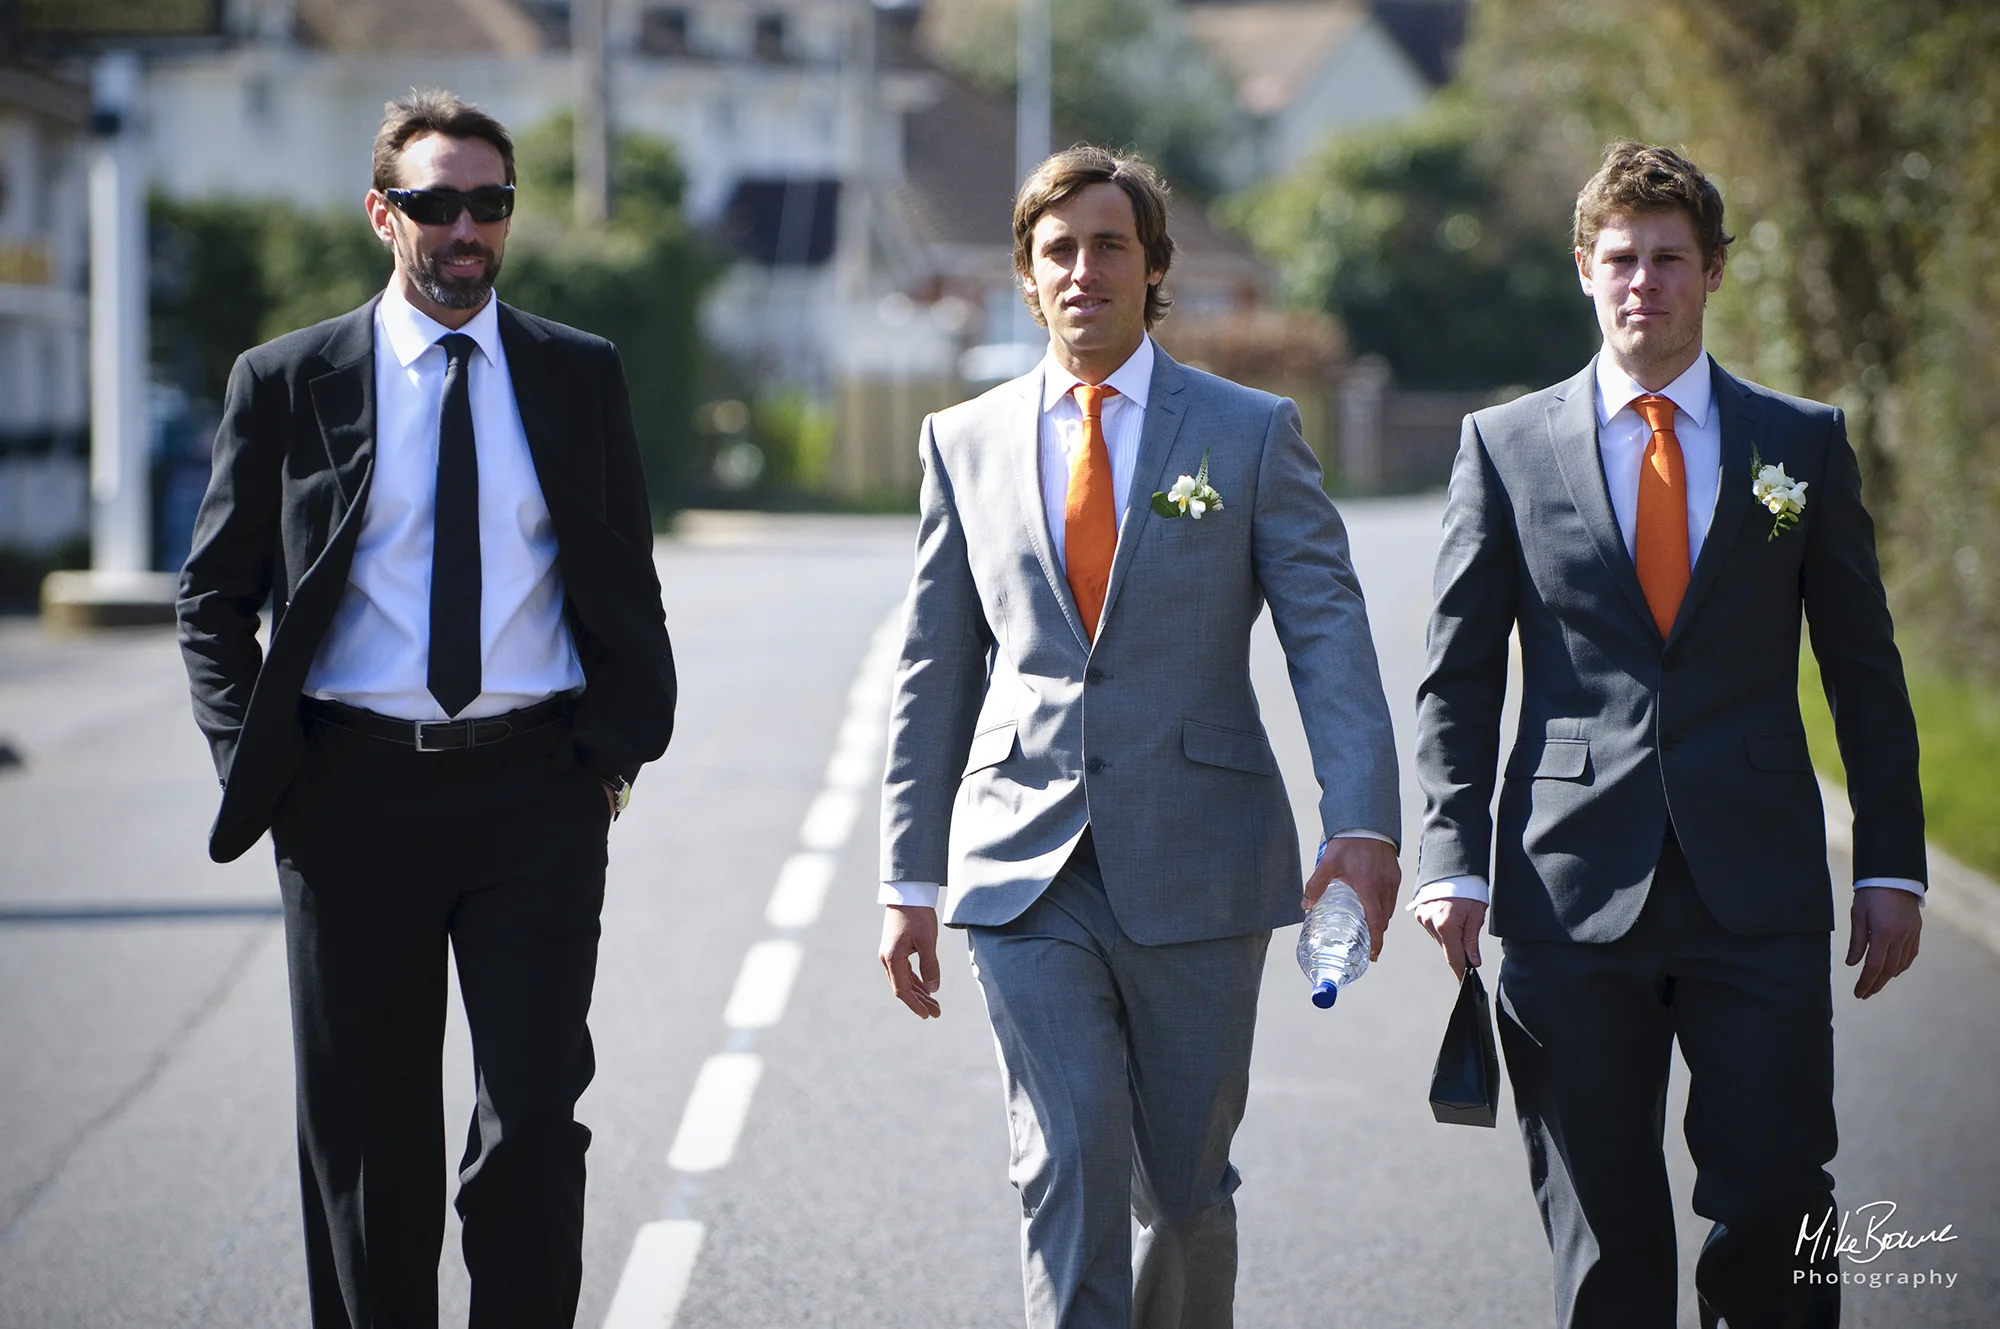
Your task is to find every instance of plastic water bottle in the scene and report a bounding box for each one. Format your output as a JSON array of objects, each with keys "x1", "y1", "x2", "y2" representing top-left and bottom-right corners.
[{"x1": 1297, "y1": 879, "x2": 1371, "y2": 1008}]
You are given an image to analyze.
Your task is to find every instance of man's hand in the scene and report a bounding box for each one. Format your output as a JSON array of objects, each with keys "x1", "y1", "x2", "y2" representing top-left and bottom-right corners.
[
  {"x1": 879, "y1": 905, "x2": 942, "y2": 1018},
  {"x1": 1846, "y1": 886, "x2": 1922, "y2": 999},
  {"x1": 1304, "y1": 838, "x2": 1402, "y2": 961},
  {"x1": 1413, "y1": 897, "x2": 1487, "y2": 981}
]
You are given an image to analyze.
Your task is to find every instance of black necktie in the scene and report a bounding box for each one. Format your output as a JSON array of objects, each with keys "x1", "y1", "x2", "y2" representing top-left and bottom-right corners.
[{"x1": 428, "y1": 333, "x2": 481, "y2": 717}]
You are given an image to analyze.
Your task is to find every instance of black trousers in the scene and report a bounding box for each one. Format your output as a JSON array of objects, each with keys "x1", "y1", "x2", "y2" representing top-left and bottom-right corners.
[
  {"x1": 1497, "y1": 834, "x2": 1840, "y2": 1329},
  {"x1": 270, "y1": 712, "x2": 611, "y2": 1329}
]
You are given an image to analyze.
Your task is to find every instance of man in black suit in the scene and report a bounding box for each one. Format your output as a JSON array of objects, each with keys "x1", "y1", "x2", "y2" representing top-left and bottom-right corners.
[
  {"x1": 177, "y1": 90, "x2": 674, "y2": 1329},
  {"x1": 1413, "y1": 143, "x2": 1925, "y2": 1328}
]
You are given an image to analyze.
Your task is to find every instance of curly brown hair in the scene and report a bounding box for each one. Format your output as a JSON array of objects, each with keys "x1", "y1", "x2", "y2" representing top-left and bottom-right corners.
[
  {"x1": 1573, "y1": 141, "x2": 1734, "y2": 269},
  {"x1": 1013, "y1": 145, "x2": 1176, "y2": 329}
]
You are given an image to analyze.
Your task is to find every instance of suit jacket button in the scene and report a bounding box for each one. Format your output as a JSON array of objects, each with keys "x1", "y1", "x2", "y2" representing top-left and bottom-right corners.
[
  {"x1": 1086, "y1": 756, "x2": 1106, "y2": 773},
  {"x1": 1085, "y1": 668, "x2": 1105, "y2": 684}
]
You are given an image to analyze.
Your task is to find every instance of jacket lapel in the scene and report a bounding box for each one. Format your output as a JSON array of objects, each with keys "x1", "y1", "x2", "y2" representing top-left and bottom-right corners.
[
  {"x1": 1011, "y1": 365, "x2": 1092, "y2": 650},
  {"x1": 496, "y1": 303, "x2": 578, "y2": 512},
  {"x1": 305, "y1": 299, "x2": 381, "y2": 512},
  {"x1": 1669, "y1": 359, "x2": 1758, "y2": 643},
  {"x1": 1096, "y1": 348, "x2": 1188, "y2": 640},
  {"x1": 1545, "y1": 357, "x2": 1658, "y2": 635}
]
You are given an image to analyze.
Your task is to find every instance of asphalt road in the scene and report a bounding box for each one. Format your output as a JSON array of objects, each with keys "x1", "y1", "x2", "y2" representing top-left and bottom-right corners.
[{"x1": 0, "y1": 501, "x2": 1993, "y2": 1328}]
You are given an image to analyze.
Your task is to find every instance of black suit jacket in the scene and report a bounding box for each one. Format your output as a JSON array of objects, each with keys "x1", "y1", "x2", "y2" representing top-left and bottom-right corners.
[
  {"x1": 1415, "y1": 356, "x2": 1924, "y2": 942},
  {"x1": 177, "y1": 297, "x2": 676, "y2": 863}
]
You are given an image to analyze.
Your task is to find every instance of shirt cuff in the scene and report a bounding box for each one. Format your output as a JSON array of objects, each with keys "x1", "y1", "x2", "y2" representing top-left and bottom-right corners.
[
  {"x1": 1855, "y1": 876, "x2": 1926, "y2": 902},
  {"x1": 1408, "y1": 875, "x2": 1490, "y2": 910},
  {"x1": 1326, "y1": 828, "x2": 1395, "y2": 845},
  {"x1": 880, "y1": 881, "x2": 940, "y2": 908}
]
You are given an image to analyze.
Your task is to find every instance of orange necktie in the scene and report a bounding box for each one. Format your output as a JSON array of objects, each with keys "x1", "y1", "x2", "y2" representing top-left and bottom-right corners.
[
  {"x1": 1064, "y1": 383, "x2": 1120, "y2": 641},
  {"x1": 1632, "y1": 393, "x2": 1689, "y2": 637}
]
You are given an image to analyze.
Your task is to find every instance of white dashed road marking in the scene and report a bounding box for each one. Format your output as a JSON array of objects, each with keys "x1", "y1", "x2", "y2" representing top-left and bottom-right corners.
[{"x1": 601, "y1": 609, "x2": 903, "y2": 1327}]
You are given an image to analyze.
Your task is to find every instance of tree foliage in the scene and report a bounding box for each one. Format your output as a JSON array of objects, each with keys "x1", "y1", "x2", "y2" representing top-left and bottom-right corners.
[
  {"x1": 1462, "y1": 0, "x2": 2000, "y2": 674},
  {"x1": 1224, "y1": 100, "x2": 1597, "y2": 390}
]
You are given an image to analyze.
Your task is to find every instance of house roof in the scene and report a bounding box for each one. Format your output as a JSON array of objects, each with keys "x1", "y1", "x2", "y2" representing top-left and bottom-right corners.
[
  {"x1": 1369, "y1": 0, "x2": 1466, "y2": 86},
  {"x1": 894, "y1": 72, "x2": 1263, "y2": 276},
  {"x1": 293, "y1": 0, "x2": 545, "y2": 56},
  {"x1": 1182, "y1": 1, "x2": 1371, "y2": 118}
]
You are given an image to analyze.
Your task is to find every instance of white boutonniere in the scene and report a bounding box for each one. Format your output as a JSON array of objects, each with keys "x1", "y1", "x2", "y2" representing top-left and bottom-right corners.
[
  {"x1": 1750, "y1": 446, "x2": 1807, "y2": 541},
  {"x1": 1152, "y1": 449, "x2": 1224, "y2": 520}
]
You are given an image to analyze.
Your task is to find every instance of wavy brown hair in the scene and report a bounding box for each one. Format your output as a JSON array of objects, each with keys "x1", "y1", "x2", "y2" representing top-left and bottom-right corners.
[{"x1": 1013, "y1": 145, "x2": 1176, "y2": 329}]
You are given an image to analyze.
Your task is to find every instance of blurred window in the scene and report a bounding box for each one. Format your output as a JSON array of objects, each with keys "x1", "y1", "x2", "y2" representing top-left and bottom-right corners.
[
  {"x1": 640, "y1": 6, "x2": 691, "y2": 57},
  {"x1": 721, "y1": 179, "x2": 840, "y2": 266},
  {"x1": 753, "y1": 12, "x2": 786, "y2": 62}
]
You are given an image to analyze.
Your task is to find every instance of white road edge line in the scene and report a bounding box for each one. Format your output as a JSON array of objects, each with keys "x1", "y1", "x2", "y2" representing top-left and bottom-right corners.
[
  {"x1": 600, "y1": 1220, "x2": 705, "y2": 1329},
  {"x1": 722, "y1": 940, "x2": 804, "y2": 1030},
  {"x1": 666, "y1": 1053, "x2": 764, "y2": 1174}
]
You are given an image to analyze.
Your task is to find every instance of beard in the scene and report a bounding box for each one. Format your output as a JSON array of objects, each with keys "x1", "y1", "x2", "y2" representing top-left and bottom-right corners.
[{"x1": 400, "y1": 233, "x2": 502, "y2": 310}]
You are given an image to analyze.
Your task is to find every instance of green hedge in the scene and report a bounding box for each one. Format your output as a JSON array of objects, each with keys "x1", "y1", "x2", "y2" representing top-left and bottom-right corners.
[{"x1": 1801, "y1": 646, "x2": 2000, "y2": 878}]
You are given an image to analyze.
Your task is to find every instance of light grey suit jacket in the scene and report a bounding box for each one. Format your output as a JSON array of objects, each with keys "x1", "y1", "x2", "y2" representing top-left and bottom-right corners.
[{"x1": 880, "y1": 346, "x2": 1400, "y2": 946}]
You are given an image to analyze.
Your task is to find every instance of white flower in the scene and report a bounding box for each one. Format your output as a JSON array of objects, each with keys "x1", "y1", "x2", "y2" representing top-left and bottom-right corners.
[
  {"x1": 1153, "y1": 450, "x2": 1225, "y2": 521},
  {"x1": 1749, "y1": 452, "x2": 1807, "y2": 540}
]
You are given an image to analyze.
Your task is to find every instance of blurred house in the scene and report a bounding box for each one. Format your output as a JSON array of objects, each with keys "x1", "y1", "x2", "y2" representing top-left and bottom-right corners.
[
  {"x1": 0, "y1": 60, "x2": 89, "y2": 564},
  {"x1": 1182, "y1": 0, "x2": 1464, "y2": 184}
]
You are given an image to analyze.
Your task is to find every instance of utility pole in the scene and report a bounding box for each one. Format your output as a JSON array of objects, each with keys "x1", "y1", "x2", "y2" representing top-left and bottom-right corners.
[
  {"x1": 832, "y1": 0, "x2": 874, "y2": 307},
  {"x1": 1015, "y1": 0, "x2": 1050, "y2": 188},
  {"x1": 572, "y1": 0, "x2": 609, "y2": 225},
  {"x1": 87, "y1": 50, "x2": 148, "y2": 575},
  {"x1": 1013, "y1": 0, "x2": 1051, "y2": 346}
]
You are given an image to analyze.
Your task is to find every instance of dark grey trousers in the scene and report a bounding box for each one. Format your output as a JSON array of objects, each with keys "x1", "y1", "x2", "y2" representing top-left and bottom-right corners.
[
  {"x1": 1498, "y1": 833, "x2": 1840, "y2": 1329},
  {"x1": 966, "y1": 832, "x2": 1271, "y2": 1329}
]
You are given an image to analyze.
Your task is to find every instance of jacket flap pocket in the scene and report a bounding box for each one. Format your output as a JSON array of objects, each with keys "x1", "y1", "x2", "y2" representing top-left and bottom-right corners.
[
  {"x1": 1182, "y1": 720, "x2": 1278, "y2": 776},
  {"x1": 1508, "y1": 738, "x2": 1589, "y2": 780},
  {"x1": 962, "y1": 722, "x2": 1018, "y2": 777},
  {"x1": 1745, "y1": 732, "x2": 1812, "y2": 772}
]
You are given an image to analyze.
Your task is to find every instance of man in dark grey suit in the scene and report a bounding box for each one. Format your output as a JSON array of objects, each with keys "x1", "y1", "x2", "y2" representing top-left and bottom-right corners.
[
  {"x1": 178, "y1": 92, "x2": 674, "y2": 1328},
  {"x1": 877, "y1": 147, "x2": 1401, "y2": 1327},
  {"x1": 1413, "y1": 141, "x2": 1925, "y2": 1328}
]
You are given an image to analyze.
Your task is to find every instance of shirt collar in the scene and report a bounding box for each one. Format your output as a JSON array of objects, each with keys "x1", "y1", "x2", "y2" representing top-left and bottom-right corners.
[
  {"x1": 1042, "y1": 335, "x2": 1155, "y2": 414},
  {"x1": 1594, "y1": 347, "x2": 1713, "y2": 429},
  {"x1": 377, "y1": 280, "x2": 504, "y2": 371}
]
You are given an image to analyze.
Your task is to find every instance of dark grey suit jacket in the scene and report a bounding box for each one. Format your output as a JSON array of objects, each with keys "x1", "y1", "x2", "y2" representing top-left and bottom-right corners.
[
  {"x1": 177, "y1": 297, "x2": 676, "y2": 863},
  {"x1": 1415, "y1": 356, "x2": 1924, "y2": 943}
]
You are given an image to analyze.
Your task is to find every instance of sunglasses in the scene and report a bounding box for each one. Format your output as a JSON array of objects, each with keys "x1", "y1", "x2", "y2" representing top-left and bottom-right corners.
[{"x1": 384, "y1": 185, "x2": 515, "y2": 226}]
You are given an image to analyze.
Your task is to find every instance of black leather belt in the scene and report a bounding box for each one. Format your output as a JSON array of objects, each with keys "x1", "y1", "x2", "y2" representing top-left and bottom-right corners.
[{"x1": 303, "y1": 693, "x2": 575, "y2": 752}]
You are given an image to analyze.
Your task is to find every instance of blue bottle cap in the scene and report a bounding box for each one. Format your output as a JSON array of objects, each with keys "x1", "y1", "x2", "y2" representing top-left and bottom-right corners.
[{"x1": 1311, "y1": 979, "x2": 1338, "y2": 1009}]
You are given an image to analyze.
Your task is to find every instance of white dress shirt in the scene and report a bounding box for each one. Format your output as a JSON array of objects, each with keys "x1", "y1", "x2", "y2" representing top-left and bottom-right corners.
[
  {"x1": 303, "y1": 284, "x2": 584, "y2": 720},
  {"x1": 880, "y1": 337, "x2": 1388, "y2": 909},
  {"x1": 1412, "y1": 350, "x2": 1922, "y2": 909}
]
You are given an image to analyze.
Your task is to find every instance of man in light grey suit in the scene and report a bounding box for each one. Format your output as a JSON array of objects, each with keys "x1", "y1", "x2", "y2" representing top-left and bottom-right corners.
[
  {"x1": 1414, "y1": 143, "x2": 1925, "y2": 1328},
  {"x1": 876, "y1": 146, "x2": 1401, "y2": 1328}
]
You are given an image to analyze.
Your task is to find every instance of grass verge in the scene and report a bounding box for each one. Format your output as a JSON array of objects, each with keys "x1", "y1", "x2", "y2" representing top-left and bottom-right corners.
[{"x1": 1801, "y1": 645, "x2": 2000, "y2": 878}]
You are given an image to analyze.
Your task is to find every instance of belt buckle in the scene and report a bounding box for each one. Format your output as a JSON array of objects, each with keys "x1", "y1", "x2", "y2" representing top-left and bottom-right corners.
[{"x1": 414, "y1": 720, "x2": 457, "y2": 753}]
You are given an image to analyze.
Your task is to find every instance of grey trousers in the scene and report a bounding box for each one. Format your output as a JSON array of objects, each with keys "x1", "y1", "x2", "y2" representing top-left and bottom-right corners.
[{"x1": 966, "y1": 833, "x2": 1271, "y2": 1329}]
